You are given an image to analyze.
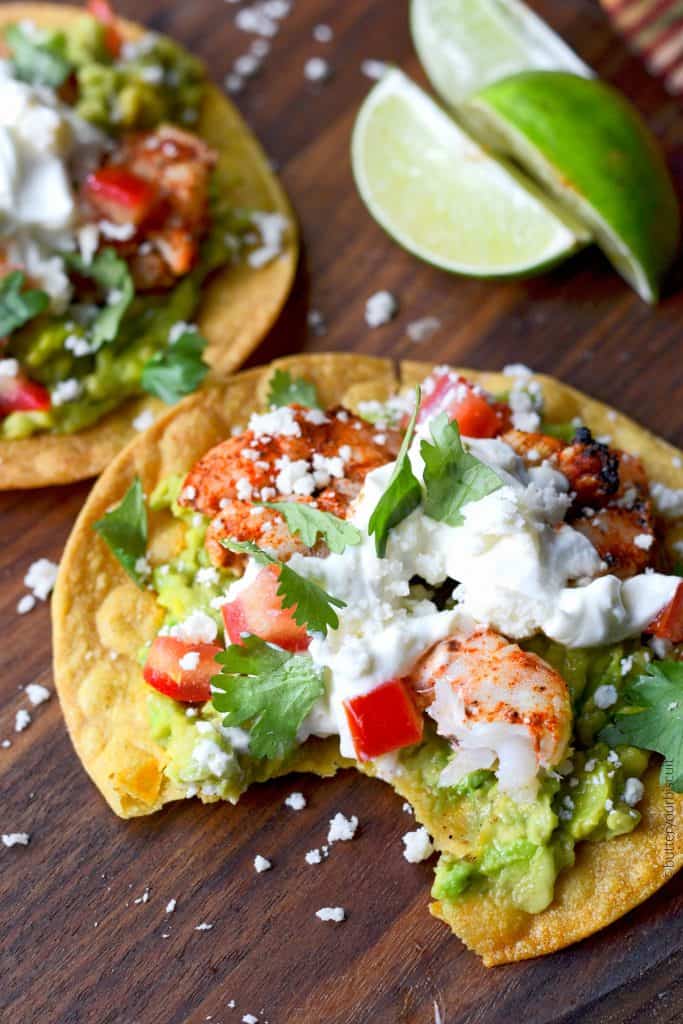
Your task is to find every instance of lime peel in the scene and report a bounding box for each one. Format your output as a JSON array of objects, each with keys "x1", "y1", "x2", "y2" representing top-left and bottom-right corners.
[{"x1": 464, "y1": 71, "x2": 681, "y2": 303}]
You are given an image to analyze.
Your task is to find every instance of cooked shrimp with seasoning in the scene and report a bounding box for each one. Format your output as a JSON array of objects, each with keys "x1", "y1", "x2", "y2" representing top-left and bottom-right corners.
[
  {"x1": 179, "y1": 403, "x2": 401, "y2": 566},
  {"x1": 406, "y1": 628, "x2": 572, "y2": 801}
]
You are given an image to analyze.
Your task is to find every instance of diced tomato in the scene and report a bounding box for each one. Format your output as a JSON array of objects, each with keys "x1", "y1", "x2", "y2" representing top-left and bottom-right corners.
[
  {"x1": 343, "y1": 679, "x2": 423, "y2": 762},
  {"x1": 418, "y1": 370, "x2": 511, "y2": 438},
  {"x1": 222, "y1": 565, "x2": 310, "y2": 653},
  {"x1": 143, "y1": 636, "x2": 223, "y2": 704},
  {"x1": 87, "y1": 0, "x2": 123, "y2": 58},
  {"x1": 84, "y1": 167, "x2": 156, "y2": 226},
  {"x1": 647, "y1": 581, "x2": 683, "y2": 643},
  {"x1": 0, "y1": 371, "x2": 50, "y2": 417}
]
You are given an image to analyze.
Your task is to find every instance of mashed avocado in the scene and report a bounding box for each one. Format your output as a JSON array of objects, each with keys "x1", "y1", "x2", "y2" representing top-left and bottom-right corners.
[
  {"x1": 423, "y1": 641, "x2": 652, "y2": 915},
  {"x1": 73, "y1": 23, "x2": 205, "y2": 132},
  {"x1": 149, "y1": 474, "x2": 228, "y2": 632},
  {"x1": 144, "y1": 476, "x2": 245, "y2": 799},
  {"x1": 2, "y1": 275, "x2": 201, "y2": 439}
]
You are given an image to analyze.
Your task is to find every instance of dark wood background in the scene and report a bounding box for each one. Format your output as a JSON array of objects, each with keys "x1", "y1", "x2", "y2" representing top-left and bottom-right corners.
[{"x1": 2, "y1": 1, "x2": 683, "y2": 1022}]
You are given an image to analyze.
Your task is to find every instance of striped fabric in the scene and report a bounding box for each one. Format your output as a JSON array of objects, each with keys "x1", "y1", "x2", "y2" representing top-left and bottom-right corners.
[{"x1": 601, "y1": 0, "x2": 683, "y2": 93}]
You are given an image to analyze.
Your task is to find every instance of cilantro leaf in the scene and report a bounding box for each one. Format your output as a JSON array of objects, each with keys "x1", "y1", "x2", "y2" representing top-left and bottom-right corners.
[
  {"x1": 368, "y1": 387, "x2": 421, "y2": 558},
  {"x1": 267, "y1": 369, "x2": 320, "y2": 409},
  {"x1": 600, "y1": 660, "x2": 683, "y2": 792},
  {"x1": 421, "y1": 413, "x2": 502, "y2": 526},
  {"x1": 211, "y1": 636, "x2": 325, "y2": 759},
  {"x1": 93, "y1": 476, "x2": 149, "y2": 588},
  {"x1": 0, "y1": 272, "x2": 49, "y2": 337},
  {"x1": 141, "y1": 329, "x2": 209, "y2": 404},
  {"x1": 222, "y1": 538, "x2": 345, "y2": 634},
  {"x1": 261, "y1": 502, "x2": 362, "y2": 554},
  {"x1": 66, "y1": 249, "x2": 134, "y2": 350},
  {"x1": 6, "y1": 23, "x2": 72, "y2": 88}
]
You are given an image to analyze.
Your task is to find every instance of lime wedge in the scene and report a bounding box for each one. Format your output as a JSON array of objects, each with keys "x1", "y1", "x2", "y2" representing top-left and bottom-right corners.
[
  {"x1": 351, "y1": 69, "x2": 589, "y2": 278},
  {"x1": 411, "y1": 0, "x2": 591, "y2": 108},
  {"x1": 464, "y1": 71, "x2": 681, "y2": 302}
]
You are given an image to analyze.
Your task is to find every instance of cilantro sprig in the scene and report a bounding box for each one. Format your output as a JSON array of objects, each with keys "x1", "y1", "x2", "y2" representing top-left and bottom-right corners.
[
  {"x1": 421, "y1": 413, "x2": 502, "y2": 526},
  {"x1": 211, "y1": 636, "x2": 325, "y2": 759},
  {"x1": 600, "y1": 660, "x2": 683, "y2": 792},
  {"x1": 0, "y1": 272, "x2": 49, "y2": 337},
  {"x1": 141, "y1": 328, "x2": 209, "y2": 404},
  {"x1": 6, "y1": 23, "x2": 72, "y2": 88},
  {"x1": 261, "y1": 502, "x2": 361, "y2": 554},
  {"x1": 222, "y1": 538, "x2": 345, "y2": 635},
  {"x1": 267, "y1": 369, "x2": 320, "y2": 409},
  {"x1": 93, "y1": 476, "x2": 149, "y2": 588},
  {"x1": 66, "y1": 249, "x2": 134, "y2": 350},
  {"x1": 368, "y1": 387, "x2": 421, "y2": 557}
]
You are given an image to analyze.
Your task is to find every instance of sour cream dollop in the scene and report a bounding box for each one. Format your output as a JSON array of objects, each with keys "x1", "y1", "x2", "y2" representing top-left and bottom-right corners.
[
  {"x1": 282, "y1": 434, "x2": 677, "y2": 756},
  {"x1": 0, "y1": 61, "x2": 107, "y2": 310}
]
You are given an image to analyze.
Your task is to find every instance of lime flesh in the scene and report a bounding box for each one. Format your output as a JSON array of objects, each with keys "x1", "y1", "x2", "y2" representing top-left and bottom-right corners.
[
  {"x1": 411, "y1": 0, "x2": 591, "y2": 108},
  {"x1": 351, "y1": 69, "x2": 589, "y2": 278},
  {"x1": 464, "y1": 71, "x2": 681, "y2": 302}
]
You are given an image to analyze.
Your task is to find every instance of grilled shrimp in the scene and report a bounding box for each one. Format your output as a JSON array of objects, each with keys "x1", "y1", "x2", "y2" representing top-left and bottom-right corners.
[
  {"x1": 501, "y1": 429, "x2": 563, "y2": 464},
  {"x1": 406, "y1": 628, "x2": 572, "y2": 801},
  {"x1": 86, "y1": 126, "x2": 216, "y2": 289},
  {"x1": 504, "y1": 426, "x2": 657, "y2": 578},
  {"x1": 179, "y1": 405, "x2": 401, "y2": 567}
]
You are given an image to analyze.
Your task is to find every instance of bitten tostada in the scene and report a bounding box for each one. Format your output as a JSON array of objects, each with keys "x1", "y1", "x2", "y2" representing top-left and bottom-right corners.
[
  {"x1": 0, "y1": 2, "x2": 295, "y2": 488},
  {"x1": 53, "y1": 353, "x2": 683, "y2": 965}
]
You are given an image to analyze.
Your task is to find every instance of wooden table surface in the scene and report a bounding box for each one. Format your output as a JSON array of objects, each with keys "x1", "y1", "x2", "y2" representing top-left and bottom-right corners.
[{"x1": 2, "y1": 1, "x2": 683, "y2": 1022}]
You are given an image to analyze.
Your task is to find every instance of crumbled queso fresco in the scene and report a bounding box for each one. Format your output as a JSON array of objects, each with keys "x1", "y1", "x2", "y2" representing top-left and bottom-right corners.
[
  {"x1": 284, "y1": 791, "x2": 306, "y2": 810},
  {"x1": 327, "y1": 812, "x2": 359, "y2": 844},
  {"x1": 2, "y1": 832, "x2": 30, "y2": 847},
  {"x1": 365, "y1": 290, "x2": 398, "y2": 327},
  {"x1": 402, "y1": 827, "x2": 434, "y2": 863},
  {"x1": 315, "y1": 906, "x2": 345, "y2": 923}
]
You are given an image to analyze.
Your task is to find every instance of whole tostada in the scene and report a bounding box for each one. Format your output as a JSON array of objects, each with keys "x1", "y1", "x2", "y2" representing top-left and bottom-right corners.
[
  {"x1": 53, "y1": 353, "x2": 683, "y2": 965},
  {"x1": 0, "y1": 2, "x2": 296, "y2": 488}
]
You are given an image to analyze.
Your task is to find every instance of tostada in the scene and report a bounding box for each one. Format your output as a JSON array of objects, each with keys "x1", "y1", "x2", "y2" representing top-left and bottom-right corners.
[
  {"x1": 0, "y1": 2, "x2": 295, "y2": 488},
  {"x1": 53, "y1": 353, "x2": 683, "y2": 964}
]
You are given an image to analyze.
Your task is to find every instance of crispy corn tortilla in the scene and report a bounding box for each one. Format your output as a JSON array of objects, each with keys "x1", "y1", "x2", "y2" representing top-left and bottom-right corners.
[
  {"x1": 0, "y1": 4, "x2": 297, "y2": 489},
  {"x1": 53, "y1": 353, "x2": 683, "y2": 962}
]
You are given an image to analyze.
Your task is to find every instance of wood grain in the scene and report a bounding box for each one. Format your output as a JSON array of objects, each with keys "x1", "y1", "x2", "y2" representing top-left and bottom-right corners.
[{"x1": 1, "y1": 1, "x2": 683, "y2": 1022}]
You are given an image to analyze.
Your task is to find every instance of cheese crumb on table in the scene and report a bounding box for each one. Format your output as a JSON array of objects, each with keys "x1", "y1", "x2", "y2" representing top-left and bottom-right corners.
[
  {"x1": 25, "y1": 683, "x2": 51, "y2": 706},
  {"x1": 365, "y1": 290, "x2": 398, "y2": 327},
  {"x1": 305, "y1": 848, "x2": 322, "y2": 865},
  {"x1": 2, "y1": 832, "x2": 30, "y2": 847},
  {"x1": 16, "y1": 595, "x2": 36, "y2": 615},
  {"x1": 284, "y1": 791, "x2": 306, "y2": 811},
  {"x1": 406, "y1": 316, "x2": 441, "y2": 343},
  {"x1": 304, "y1": 57, "x2": 331, "y2": 82},
  {"x1": 313, "y1": 23, "x2": 333, "y2": 42},
  {"x1": 315, "y1": 906, "x2": 345, "y2": 922},
  {"x1": 165, "y1": 899, "x2": 177, "y2": 913},
  {"x1": 195, "y1": 922, "x2": 213, "y2": 931},
  {"x1": 402, "y1": 827, "x2": 434, "y2": 863},
  {"x1": 15, "y1": 709, "x2": 31, "y2": 733},
  {"x1": 253, "y1": 855, "x2": 272, "y2": 873},
  {"x1": 242, "y1": 1014, "x2": 259, "y2": 1024},
  {"x1": 327, "y1": 812, "x2": 359, "y2": 844},
  {"x1": 24, "y1": 558, "x2": 59, "y2": 601},
  {"x1": 361, "y1": 59, "x2": 388, "y2": 80}
]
